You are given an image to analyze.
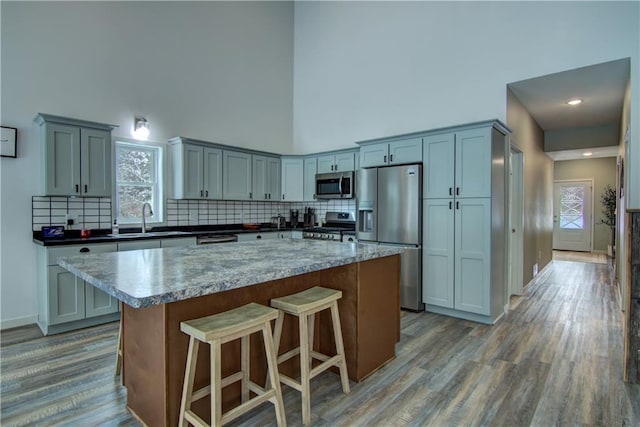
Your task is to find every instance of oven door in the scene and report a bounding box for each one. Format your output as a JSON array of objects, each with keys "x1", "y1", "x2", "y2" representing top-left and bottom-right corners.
[{"x1": 316, "y1": 172, "x2": 354, "y2": 199}]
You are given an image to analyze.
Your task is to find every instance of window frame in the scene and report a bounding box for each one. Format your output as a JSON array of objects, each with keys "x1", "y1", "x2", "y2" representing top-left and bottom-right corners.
[{"x1": 114, "y1": 139, "x2": 164, "y2": 225}]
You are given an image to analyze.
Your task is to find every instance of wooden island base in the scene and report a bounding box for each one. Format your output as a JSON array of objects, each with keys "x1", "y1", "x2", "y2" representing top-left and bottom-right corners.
[{"x1": 122, "y1": 255, "x2": 400, "y2": 426}]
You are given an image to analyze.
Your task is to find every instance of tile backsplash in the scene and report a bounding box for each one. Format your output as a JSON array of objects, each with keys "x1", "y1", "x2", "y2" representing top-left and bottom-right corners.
[
  {"x1": 166, "y1": 199, "x2": 356, "y2": 226},
  {"x1": 32, "y1": 196, "x2": 112, "y2": 231},
  {"x1": 32, "y1": 196, "x2": 356, "y2": 230}
]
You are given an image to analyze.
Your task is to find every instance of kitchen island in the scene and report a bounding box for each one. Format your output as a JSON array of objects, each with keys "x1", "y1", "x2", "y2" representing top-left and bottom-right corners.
[{"x1": 59, "y1": 239, "x2": 402, "y2": 426}]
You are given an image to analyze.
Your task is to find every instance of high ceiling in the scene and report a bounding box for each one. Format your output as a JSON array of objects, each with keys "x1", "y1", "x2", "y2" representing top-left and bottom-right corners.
[{"x1": 508, "y1": 58, "x2": 629, "y2": 160}]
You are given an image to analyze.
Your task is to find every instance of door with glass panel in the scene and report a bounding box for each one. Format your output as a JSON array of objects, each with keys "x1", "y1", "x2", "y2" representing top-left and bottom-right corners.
[{"x1": 553, "y1": 180, "x2": 592, "y2": 252}]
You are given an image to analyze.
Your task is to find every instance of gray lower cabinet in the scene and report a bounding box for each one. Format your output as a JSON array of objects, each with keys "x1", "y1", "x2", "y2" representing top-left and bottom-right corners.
[
  {"x1": 38, "y1": 243, "x2": 119, "y2": 335},
  {"x1": 236, "y1": 232, "x2": 280, "y2": 242},
  {"x1": 37, "y1": 237, "x2": 196, "y2": 335}
]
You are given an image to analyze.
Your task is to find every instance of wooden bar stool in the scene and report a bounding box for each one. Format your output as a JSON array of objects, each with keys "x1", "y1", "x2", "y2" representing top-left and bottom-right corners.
[
  {"x1": 271, "y1": 286, "x2": 350, "y2": 425},
  {"x1": 178, "y1": 303, "x2": 286, "y2": 427}
]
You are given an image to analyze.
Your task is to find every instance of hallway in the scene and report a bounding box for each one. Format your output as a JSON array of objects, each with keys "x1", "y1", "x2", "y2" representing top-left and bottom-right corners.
[{"x1": 1, "y1": 257, "x2": 639, "y2": 426}]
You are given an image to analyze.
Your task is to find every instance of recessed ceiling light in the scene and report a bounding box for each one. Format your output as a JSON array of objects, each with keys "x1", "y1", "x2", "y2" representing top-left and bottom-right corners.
[
  {"x1": 582, "y1": 151, "x2": 593, "y2": 157},
  {"x1": 567, "y1": 99, "x2": 583, "y2": 106}
]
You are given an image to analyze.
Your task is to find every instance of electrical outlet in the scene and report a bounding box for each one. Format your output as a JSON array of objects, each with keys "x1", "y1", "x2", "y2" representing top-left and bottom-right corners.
[{"x1": 65, "y1": 213, "x2": 78, "y2": 226}]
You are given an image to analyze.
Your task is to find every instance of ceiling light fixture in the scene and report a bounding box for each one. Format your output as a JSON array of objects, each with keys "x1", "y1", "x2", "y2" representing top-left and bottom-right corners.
[
  {"x1": 582, "y1": 151, "x2": 593, "y2": 157},
  {"x1": 567, "y1": 99, "x2": 583, "y2": 106},
  {"x1": 132, "y1": 116, "x2": 150, "y2": 140}
]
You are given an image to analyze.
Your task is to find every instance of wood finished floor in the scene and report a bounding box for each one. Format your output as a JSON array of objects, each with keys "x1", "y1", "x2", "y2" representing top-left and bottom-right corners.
[{"x1": 2, "y1": 259, "x2": 639, "y2": 426}]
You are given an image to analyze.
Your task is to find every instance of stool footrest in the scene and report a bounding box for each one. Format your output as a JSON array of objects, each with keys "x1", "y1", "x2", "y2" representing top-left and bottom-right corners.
[
  {"x1": 277, "y1": 347, "x2": 300, "y2": 364},
  {"x1": 310, "y1": 355, "x2": 343, "y2": 380},
  {"x1": 184, "y1": 410, "x2": 208, "y2": 427},
  {"x1": 279, "y1": 373, "x2": 303, "y2": 391},
  {"x1": 222, "y1": 389, "x2": 277, "y2": 425}
]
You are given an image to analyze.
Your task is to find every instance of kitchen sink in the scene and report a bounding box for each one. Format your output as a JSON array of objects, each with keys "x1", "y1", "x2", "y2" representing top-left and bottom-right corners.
[{"x1": 108, "y1": 231, "x2": 192, "y2": 238}]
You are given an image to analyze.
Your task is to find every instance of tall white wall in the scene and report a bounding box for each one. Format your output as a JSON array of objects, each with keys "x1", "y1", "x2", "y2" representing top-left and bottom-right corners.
[
  {"x1": 0, "y1": 1, "x2": 294, "y2": 328},
  {"x1": 292, "y1": 2, "x2": 639, "y2": 203}
]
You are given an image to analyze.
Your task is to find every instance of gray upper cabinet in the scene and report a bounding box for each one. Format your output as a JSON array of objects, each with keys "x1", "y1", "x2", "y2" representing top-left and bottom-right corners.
[
  {"x1": 252, "y1": 155, "x2": 281, "y2": 201},
  {"x1": 423, "y1": 128, "x2": 492, "y2": 200},
  {"x1": 223, "y1": 150, "x2": 252, "y2": 200},
  {"x1": 35, "y1": 114, "x2": 116, "y2": 197},
  {"x1": 303, "y1": 157, "x2": 318, "y2": 201},
  {"x1": 281, "y1": 157, "x2": 304, "y2": 201},
  {"x1": 360, "y1": 137, "x2": 422, "y2": 168},
  {"x1": 170, "y1": 140, "x2": 222, "y2": 199},
  {"x1": 317, "y1": 152, "x2": 355, "y2": 173}
]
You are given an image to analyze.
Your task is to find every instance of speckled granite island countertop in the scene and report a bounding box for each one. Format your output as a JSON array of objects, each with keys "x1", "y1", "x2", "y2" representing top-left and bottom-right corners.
[{"x1": 58, "y1": 239, "x2": 403, "y2": 308}]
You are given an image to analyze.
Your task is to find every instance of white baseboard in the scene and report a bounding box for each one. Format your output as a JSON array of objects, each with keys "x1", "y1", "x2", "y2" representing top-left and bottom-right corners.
[{"x1": 1, "y1": 315, "x2": 38, "y2": 330}]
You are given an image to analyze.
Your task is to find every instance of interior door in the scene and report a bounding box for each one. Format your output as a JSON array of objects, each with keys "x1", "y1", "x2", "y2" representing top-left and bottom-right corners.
[{"x1": 553, "y1": 180, "x2": 593, "y2": 252}]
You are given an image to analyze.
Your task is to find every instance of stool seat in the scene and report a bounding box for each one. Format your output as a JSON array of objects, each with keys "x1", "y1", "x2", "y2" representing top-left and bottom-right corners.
[
  {"x1": 179, "y1": 303, "x2": 286, "y2": 427},
  {"x1": 271, "y1": 286, "x2": 341, "y2": 314},
  {"x1": 181, "y1": 303, "x2": 278, "y2": 342},
  {"x1": 271, "y1": 286, "x2": 350, "y2": 425}
]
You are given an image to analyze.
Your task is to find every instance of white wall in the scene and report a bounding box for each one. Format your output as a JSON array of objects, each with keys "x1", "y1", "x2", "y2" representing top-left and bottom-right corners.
[
  {"x1": 292, "y1": 1, "x2": 639, "y2": 202},
  {"x1": 0, "y1": 1, "x2": 294, "y2": 328}
]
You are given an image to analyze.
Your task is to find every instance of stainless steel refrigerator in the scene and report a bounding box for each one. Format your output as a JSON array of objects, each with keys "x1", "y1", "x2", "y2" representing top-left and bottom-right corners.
[{"x1": 357, "y1": 164, "x2": 423, "y2": 311}]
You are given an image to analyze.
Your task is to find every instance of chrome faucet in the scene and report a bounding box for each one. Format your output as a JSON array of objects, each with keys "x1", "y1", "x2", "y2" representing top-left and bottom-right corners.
[{"x1": 142, "y1": 202, "x2": 153, "y2": 233}]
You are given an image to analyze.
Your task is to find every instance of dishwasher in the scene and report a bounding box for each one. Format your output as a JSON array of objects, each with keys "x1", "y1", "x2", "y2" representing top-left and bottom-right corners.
[{"x1": 196, "y1": 234, "x2": 238, "y2": 245}]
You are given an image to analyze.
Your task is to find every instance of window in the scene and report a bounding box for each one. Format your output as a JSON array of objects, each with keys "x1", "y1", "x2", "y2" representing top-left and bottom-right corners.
[
  {"x1": 559, "y1": 186, "x2": 585, "y2": 229},
  {"x1": 115, "y1": 141, "x2": 163, "y2": 224}
]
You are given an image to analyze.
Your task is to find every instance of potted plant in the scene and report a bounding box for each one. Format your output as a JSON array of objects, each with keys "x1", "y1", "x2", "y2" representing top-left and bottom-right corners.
[{"x1": 598, "y1": 184, "x2": 616, "y2": 257}]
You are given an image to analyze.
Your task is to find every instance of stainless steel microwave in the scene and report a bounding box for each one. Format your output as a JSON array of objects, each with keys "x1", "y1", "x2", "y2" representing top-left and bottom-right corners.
[{"x1": 315, "y1": 171, "x2": 355, "y2": 199}]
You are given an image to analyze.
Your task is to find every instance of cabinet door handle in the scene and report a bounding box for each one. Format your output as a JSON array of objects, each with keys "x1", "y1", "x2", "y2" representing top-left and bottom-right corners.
[
  {"x1": 449, "y1": 187, "x2": 452, "y2": 196},
  {"x1": 249, "y1": 192, "x2": 253, "y2": 199},
  {"x1": 205, "y1": 190, "x2": 208, "y2": 197},
  {"x1": 390, "y1": 154, "x2": 393, "y2": 162},
  {"x1": 313, "y1": 193, "x2": 316, "y2": 199},
  {"x1": 200, "y1": 190, "x2": 203, "y2": 197},
  {"x1": 456, "y1": 187, "x2": 460, "y2": 196},
  {"x1": 456, "y1": 201, "x2": 460, "y2": 210},
  {"x1": 265, "y1": 193, "x2": 267, "y2": 199},
  {"x1": 75, "y1": 184, "x2": 79, "y2": 193},
  {"x1": 79, "y1": 247, "x2": 90, "y2": 253},
  {"x1": 269, "y1": 193, "x2": 271, "y2": 200},
  {"x1": 449, "y1": 201, "x2": 452, "y2": 210},
  {"x1": 84, "y1": 185, "x2": 87, "y2": 193},
  {"x1": 256, "y1": 235, "x2": 262, "y2": 240},
  {"x1": 384, "y1": 155, "x2": 387, "y2": 163},
  {"x1": 282, "y1": 194, "x2": 285, "y2": 200}
]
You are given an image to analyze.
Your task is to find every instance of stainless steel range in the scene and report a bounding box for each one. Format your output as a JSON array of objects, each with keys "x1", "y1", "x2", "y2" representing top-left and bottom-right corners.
[{"x1": 302, "y1": 211, "x2": 355, "y2": 241}]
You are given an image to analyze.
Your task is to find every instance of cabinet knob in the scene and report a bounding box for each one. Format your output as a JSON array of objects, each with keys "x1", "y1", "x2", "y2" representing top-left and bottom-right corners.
[
  {"x1": 256, "y1": 235, "x2": 262, "y2": 240},
  {"x1": 79, "y1": 247, "x2": 90, "y2": 253}
]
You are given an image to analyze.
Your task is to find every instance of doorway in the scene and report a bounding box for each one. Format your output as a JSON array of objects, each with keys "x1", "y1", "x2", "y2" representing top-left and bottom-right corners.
[
  {"x1": 553, "y1": 180, "x2": 593, "y2": 252},
  {"x1": 508, "y1": 145, "x2": 524, "y2": 297}
]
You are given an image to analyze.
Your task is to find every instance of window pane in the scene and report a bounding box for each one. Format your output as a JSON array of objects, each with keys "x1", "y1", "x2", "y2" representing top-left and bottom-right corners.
[
  {"x1": 118, "y1": 185, "x2": 153, "y2": 220},
  {"x1": 559, "y1": 186, "x2": 584, "y2": 230},
  {"x1": 117, "y1": 148, "x2": 154, "y2": 183}
]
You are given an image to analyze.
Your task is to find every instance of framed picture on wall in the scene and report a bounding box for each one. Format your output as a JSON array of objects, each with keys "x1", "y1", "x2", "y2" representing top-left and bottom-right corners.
[{"x1": 1, "y1": 126, "x2": 17, "y2": 158}]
